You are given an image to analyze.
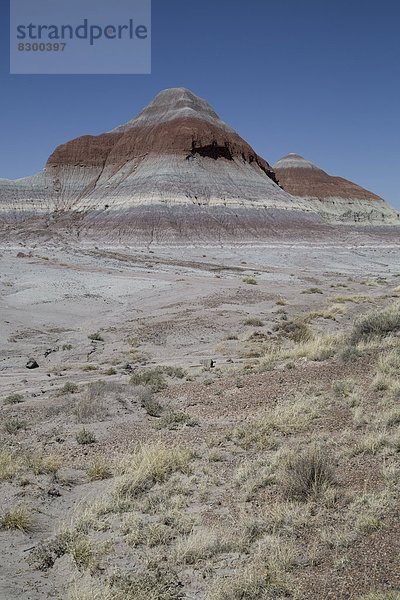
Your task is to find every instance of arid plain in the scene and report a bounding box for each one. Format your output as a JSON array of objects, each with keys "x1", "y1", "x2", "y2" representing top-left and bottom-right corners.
[{"x1": 1, "y1": 240, "x2": 400, "y2": 599}]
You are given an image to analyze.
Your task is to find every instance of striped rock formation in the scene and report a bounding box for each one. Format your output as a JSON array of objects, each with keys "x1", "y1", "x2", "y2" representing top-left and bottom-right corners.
[
  {"x1": 273, "y1": 153, "x2": 399, "y2": 224},
  {"x1": 0, "y1": 90, "x2": 397, "y2": 241}
]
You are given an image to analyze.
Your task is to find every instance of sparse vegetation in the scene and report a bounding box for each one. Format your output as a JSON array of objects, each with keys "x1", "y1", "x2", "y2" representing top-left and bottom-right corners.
[
  {"x1": 242, "y1": 276, "x2": 257, "y2": 285},
  {"x1": 302, "y1": 287, "x2": 323, "y2": 294},
  {"x1": 1, "y1": 506, "x2": 33, "y2": 532},
  {"x1": 278, "y1": 446, "x2": 336, "y2": 501},
  {"x1": 60, "y1": 381, "x2": 79, "y2": 394},
  {"x1": 87, "y1": 457, "x2": 111, "y2": 481},
  {"x1": 3, "y1": 418, "x2": 28, "y2": 435},
  {"x1": 3, "y1": 393, "x2": 24, "y2": 405},
  {"x1": 155, "y1": 410, "x2": 198, "y2": 430},
  {"x1": 244, "y1": 316, "x2": 264, "y2": 326},
  {"x1": 74, "y1": 381, "x2": 109, "y2": 422},
  {"x1": 88, "y1": 332, "x2": 104, "y2": 342},
  {"x1": 114, "y1": 442, "x2": 192, "y2": 500},
  {"x1": 130, "y1": 366, "x2": 186, "y2": 392},
  {"x1": 76, "y1": 428, "x2": 97, "y2": 445},
  {"x1": 351, "y1": 302, "x2": 400, "y2": 342}
]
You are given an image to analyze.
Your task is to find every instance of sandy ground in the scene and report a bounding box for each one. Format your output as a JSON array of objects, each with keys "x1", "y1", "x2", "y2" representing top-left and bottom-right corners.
[{"x1": 1, "y1": 241, "x2": 400, "y2": 599}]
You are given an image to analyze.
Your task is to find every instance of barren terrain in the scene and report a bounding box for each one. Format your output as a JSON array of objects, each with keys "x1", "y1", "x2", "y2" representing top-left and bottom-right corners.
[{"x1": 1, "y1": 241, "x2": 400, "y2": 600}]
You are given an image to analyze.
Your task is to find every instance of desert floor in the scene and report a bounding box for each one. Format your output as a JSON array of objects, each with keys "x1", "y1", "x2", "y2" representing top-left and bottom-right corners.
[{"x1": 1, "y1": 241, "x2": 400, "y2": 600}]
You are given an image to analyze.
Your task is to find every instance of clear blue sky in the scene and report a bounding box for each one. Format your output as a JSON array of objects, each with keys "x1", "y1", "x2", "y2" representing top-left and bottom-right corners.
[{"x1": 1, "y1": 0, "x2": 399, "y2": 207}]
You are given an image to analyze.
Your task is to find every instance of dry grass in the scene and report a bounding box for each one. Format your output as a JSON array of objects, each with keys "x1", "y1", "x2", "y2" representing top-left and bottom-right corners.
[
  {"x1": 76, "y1": 428, "x2": 97, "y2": 445},
  {"x1": 244, "y1": 316, "x2": 264, "y2": 327},
  {"x1": 114, "y1": 442, "x2": 192, "y2": 501},
  {"x1": 351, "y1": 302, "x2": 400, "y2": 342},
  {"x1": 87, "y1": 457, "x2": 111, "y2": 481},
  {"x1": 234, "y1": 392, "x2": 321, "y2": 449},
  {"x1": 0, "y1": 450, "x2": 21, "y2": 481},
  {"x1": 277, "y1": 446, "x2": 336, "y2": 501},
  {"x1": 3, "y1": 393, "x2": 24, "y2": 405},
  {"x1": 74, "y1": 381, "x2": 109, "y2": 423},
  {"x1": 1, "y1": 505, "x2": 33, "y2": 532}
]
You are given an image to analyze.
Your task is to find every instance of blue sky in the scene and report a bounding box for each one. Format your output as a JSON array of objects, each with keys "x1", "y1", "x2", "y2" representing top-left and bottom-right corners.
[{"x1": 1, "y1": 0, "x2": 399, "y2": 207}]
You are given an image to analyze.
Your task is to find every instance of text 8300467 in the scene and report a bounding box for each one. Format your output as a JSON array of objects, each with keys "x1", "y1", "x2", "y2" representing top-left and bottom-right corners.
[{"x1": 17, "y1": 43, "x2": 67, "y2": 51}]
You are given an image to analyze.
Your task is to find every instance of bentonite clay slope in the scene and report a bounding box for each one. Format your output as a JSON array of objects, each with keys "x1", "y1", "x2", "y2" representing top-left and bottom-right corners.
[
  {"x1": 0, "y1": 88, "x2": 312, "y2": 233},
  {"x1": 274, "y1": 153, "x2": 399, "y2": 224}
]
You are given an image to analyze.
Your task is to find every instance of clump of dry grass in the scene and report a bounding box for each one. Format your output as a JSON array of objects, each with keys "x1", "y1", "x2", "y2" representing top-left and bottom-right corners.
[
  {"x1": 87, "y1": 457, "x2": 111, "y2": 481},
  {"x1": 263, "y1": 333, "x2": 341, "y2": 366},
  {"x1": 0, "y1": 450, "x2": 21, "y2": 481},
  {"x1": 28, "y1": 452, "x2": 61, "y2": 475},
  {"x1": 351, "y1": 302, "x2": 400, "y2": 342},
  {"x1": 244, "y1": 316, "x2": 264, "y2": 327},
  {"x1": 277, "y1": 446, "x2": 336, "y2": 501},
  {"x1": 347, "y1": 489, "x2": 396, "y2": 534},
  {"x1": 68, "y1": 537, "x2": 100, "y2": 572},
  {"x1": 1, "y1": 505, "x2": 33, "y2": 532},
  {"x1": 242, "y1": 276, "x2": 257, "y2": 285},
  {"x1": 175, "y1": 528, "x2": 227, "y2": 565},
  {"x1": 207, "y1": 563, "x2": 273, "y2": 600},
  {"x1": 74, "y1": 381, "x2": 110, "y2": 423},
  {"x1": 114, "y1": 442, "x2": 192, "y2": 501},
  {"x1": 234, "y1": 392, "x2": 320, "y2": 449}
]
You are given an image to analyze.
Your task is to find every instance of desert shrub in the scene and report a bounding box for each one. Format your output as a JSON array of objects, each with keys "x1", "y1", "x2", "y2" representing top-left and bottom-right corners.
[
  {"x1": 278, "y1": 446, "x2": 336, "y2": 501},
  {"x1": 155, "y1": 410, "x2": 198, "y2": 430},
  {"x1": 104, "y1": 367, "x2": 116, "y2": 376},
  {"x1": 244, "y1": 317, "x2": 264, "y2": 327},
  {"x1": 30, "y1": 529, "x2": 77, "y2": 570},
  {"x1": 62, "y1": 344, "x2": 73, "y2": 351},
  {"x1": 130, "y1": 366, "x2": 185, "y2": 392},
  {"x1": 351, "y1": 302, "x2": 400, "y2": 342},
  {"x1": 60, "y1": 381, "x2": 79, "y2": 395},
  {"x1": 3, "y1": 393, "x2": 24, "y2": 405},
  {"x1": 242, "y1": 276, "x2": 257, "y2": 285},
  {"x1": 302, "y1": 287, "x2": 323, "y2": 294},
  {"x1": 340, "y1": 345, "x2": 361, "y2": 362},
  {"x1": 137, "y1": 386, "x2": 163, "y2": 416},
  {"x1": 3, "y1": 418, "x2": 28, "y2": 435},
  {"x1": 275, "y1": 319, "x2": 313, "y2": 343},
  {"x1": 332, "y1": 379, "x2": 356, "y2": 398},
  {"x1": 74, "y1": 381, "x2": 110, "y2": 423},
  {"x1": 76, "y1": 428, "x2": 97, "y2": 445},
  {"x1": 88, "y1": 332, "x2": 104, "y2": 342}
]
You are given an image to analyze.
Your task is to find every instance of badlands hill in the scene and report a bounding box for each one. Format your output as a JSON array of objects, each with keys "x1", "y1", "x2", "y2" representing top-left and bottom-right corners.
[
  {"x1": 274, "y1": 153, "x2": 399, "y2": 224},
  {"x1": 0, "y1": 88, "x2": 398, "y2": 242}
]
